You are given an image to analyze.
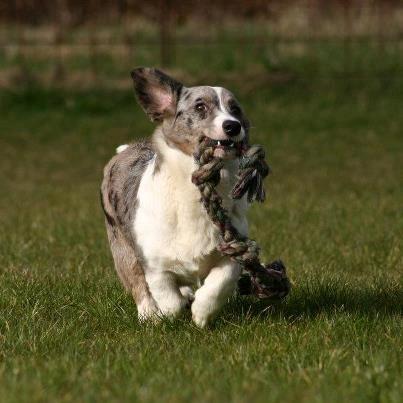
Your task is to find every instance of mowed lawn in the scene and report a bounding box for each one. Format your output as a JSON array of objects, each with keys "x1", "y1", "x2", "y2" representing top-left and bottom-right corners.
[{"x1": 0, "y1": 75, "x2": 402, "y2": 402}]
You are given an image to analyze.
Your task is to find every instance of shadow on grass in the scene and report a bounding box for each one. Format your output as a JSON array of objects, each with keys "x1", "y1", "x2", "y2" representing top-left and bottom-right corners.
[
  {"x1": 103, "y1": 278, "x2": 403, "y2": 331},
  {"x1": 226, "y1": 281, "x2": 403, "y2": 322}
]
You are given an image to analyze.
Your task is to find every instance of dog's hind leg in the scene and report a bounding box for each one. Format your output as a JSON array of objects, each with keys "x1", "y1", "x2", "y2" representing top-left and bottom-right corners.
[{"x1": 106, "y1": 223, "x2": 159, "y2": 320}]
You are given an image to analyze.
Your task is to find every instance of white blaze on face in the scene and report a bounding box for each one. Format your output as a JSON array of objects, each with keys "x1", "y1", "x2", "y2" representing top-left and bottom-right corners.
[{"x1": 209, "y1": 87, "x2": 245, "y2": 142}]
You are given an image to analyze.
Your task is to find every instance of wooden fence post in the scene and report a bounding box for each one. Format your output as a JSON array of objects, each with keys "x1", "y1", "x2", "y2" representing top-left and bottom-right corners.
[{"x1": 159, "y1": 0, "x2": 175, "y2": 67}]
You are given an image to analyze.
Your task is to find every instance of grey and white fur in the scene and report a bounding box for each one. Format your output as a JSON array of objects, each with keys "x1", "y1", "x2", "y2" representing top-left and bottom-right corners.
[{"x1": 101, "y1": 67, "x2": 250, "y2": 327}]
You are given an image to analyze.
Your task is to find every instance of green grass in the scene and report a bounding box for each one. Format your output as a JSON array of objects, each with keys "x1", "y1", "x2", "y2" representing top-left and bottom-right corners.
[{"x1": 0, "y1": 69, "x2": 402, "y2": 402}]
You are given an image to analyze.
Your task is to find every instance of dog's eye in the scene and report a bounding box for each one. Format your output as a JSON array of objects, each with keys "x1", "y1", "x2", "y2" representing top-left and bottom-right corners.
[
  {"x1": 230, "y1": 105, "x2": 241, "y2": 115},
  {"x1": 195, "y1": 103, "x2": 207, "y2": 113}
]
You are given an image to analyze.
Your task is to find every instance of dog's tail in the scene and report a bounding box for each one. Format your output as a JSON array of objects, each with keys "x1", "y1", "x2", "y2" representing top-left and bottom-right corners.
[{"x1": 116, "y1": 144, "x2": 129, "y2": 154}]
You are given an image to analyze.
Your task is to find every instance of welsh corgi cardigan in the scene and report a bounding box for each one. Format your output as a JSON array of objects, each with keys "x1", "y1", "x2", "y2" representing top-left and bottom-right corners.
[{"x1": 101, "y1": 68, "x2": 250, "y2": 327}]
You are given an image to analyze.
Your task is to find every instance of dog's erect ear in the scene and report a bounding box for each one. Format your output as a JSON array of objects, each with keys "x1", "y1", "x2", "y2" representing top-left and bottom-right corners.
[{"x1": 131, "y1": 67, "x2": 183, "y2": 122}]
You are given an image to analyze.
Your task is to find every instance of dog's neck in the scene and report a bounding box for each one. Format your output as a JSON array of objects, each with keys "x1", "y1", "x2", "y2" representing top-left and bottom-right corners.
[
  {"x1": 152, "y1": 127, "x2": 197, "y2": 179},
  {"x1": 152, "y1": 127, "x2": 239, "y2": 202}
]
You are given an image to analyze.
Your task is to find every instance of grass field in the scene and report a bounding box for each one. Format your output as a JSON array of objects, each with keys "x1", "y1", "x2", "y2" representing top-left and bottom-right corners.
[{"x1": 0, "y1": 43, "x2": 402, "y2": 402}]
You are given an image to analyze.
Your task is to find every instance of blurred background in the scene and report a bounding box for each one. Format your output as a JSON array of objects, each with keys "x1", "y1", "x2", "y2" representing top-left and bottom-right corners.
[
  {"x1": 0, "y1": 0, "x2": 402, "y2": 88},
  {"x1": 1, "y1": 2, "x2": 402, "y2": 402}
]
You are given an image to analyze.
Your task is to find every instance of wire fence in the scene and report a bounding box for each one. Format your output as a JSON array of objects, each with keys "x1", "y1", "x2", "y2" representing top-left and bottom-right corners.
[{"x1": 1, "y1": 1, "x2": 402, "y2": 88}]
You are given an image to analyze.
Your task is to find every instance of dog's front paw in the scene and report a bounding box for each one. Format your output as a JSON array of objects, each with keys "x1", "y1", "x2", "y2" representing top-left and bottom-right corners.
[
  {"x1": 192, "y1": 312, "x2": 209, "y2": 328},
  {"x1": 191, "y1": 300, "x2": 213, "y2": 328}
]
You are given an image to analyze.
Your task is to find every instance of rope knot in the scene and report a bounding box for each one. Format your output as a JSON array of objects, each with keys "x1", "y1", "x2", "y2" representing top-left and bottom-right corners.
[
  {"x1": 232, "y1": 144, "x2": 270, "y2": 203},
  {"x1": 193, "y1": 136, "x2": 291, "y2": 300}
]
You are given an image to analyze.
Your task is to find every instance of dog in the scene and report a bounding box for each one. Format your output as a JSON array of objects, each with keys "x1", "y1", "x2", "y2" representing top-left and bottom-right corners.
[{"x1": 100, "y1": 67, "x2": 250, "y2": 327}]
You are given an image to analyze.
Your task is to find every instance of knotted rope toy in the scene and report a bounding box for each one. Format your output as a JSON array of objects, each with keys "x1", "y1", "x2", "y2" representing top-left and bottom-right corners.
[{"x1": 192, "y1": 136, "x2": 291, "y2": 299}]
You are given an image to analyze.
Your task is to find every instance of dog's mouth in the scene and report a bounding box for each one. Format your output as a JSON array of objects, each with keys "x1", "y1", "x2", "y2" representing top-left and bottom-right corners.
[
  {"x1": 201, "y1": 137, "x2": 242, "y2": 158},
  {"x1": 210, "y1": 139, "x2": 242, "y2": 159},
  {"x1": 211, "y1": 139, "x2": 237, "y2": 148}
]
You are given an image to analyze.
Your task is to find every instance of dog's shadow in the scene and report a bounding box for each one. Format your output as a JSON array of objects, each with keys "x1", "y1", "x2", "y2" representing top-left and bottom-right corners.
[{"x1": 222, "y1": 282, "x2": 402, "y2": 324}]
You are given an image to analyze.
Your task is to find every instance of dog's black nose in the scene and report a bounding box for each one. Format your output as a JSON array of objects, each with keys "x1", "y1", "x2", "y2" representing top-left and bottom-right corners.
[{"x1": 222, "y1": 120, "x2": 241, "y2": 137}]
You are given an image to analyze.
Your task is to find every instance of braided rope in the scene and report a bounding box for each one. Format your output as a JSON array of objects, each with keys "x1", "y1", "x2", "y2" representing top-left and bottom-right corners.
[{"x1": 192, "y1": 137, "x2": 291, "y2": 299}]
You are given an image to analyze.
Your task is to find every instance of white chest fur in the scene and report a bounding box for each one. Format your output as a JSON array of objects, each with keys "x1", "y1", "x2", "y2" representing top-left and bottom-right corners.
[{"x1": 133, "y1": 136, "x2": 248, "y2": 280}]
